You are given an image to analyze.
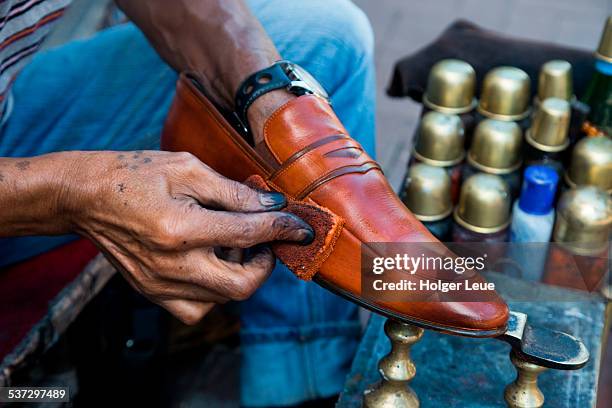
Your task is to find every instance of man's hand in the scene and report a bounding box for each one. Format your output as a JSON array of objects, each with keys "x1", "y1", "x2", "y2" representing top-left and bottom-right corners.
[{"x1": 0, "y1": 151, "x2": 313, "y2": 324}]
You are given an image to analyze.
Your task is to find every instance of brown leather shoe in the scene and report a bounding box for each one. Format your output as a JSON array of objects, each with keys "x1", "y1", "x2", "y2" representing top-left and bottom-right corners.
[{"x1": 161, "y1": 74, "x2": 509, "y2": 337}]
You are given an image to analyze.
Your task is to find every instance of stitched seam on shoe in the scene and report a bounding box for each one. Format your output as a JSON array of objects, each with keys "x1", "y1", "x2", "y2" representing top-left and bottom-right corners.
[
  {"x1": 270, "y1": 153, "x2": 378, "y2": 197},
  {"x1": 274, "y1": 153, "x2": 375, "y2": 198},
  {"x1": 295, "y1": 161, "x2": 381, "y2": 199},
  {"x1": 262, "y1": 97, "x2": 302, "y2": 163},
  {"x1": 270, "y1": 136, "x2": 364, "y2": 184},
  {"x1": 269, "y1": 134, "x2": 351, "y2": 180}
]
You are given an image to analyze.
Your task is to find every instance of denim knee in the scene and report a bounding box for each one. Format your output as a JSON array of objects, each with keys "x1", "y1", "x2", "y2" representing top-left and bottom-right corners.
[
  {"x1": 248, "y1": 0, "x2": 374, "y2": 92},
  {"x1": 300, "y1": 0, "x2": 374, "y2": 89},
  {"x1": 309, "y1": 0, "x2": 375, "y2": 64}
]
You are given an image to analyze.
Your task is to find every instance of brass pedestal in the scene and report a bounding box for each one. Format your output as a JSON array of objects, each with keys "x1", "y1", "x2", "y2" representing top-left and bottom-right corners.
[
  {"x1": 363, "y1": 319, "x2": 424, "y2": 408},
  {"x1": 355, "y1": 310, "x2": 590, "y2": 408},
  {"x1": 504, "y1": 350, "x2": 548, "y2": 408}
]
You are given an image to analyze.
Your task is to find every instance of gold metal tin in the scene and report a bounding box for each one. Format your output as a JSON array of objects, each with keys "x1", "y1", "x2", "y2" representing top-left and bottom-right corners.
[
  {"x1": 453, "y1": 173, "x2": 512, "y2": 234},
  {"x1": 402, "y1": 163, "x2": 453, "y2": 222},
  {"x1": 525, "y1": 98, "x2": 571, "y2": 152},
  {"x1": 467, "y1": 119, "x2": 523, "y2": 174},
  {"x1": 565, "y1": 136, "x2": 612, "y2": 193},
  {"x1": 553, "y1": 186, "x2": 611, "y2": 255},
  {"x1": 477, "y1": 66, "x2": 531, "y2": 121},
  {"x1": 423, "y1": 59, "x2": 477, "y2": 114},
  {"x1": 595, "y1": 16, "x2": 612, "y2": 63},
  {"x1": 413, "y1": 111, "x2": 465, "y2": 166},
  {"x1": 537, "y1": 60, "x2": 573, "y2": 102}
]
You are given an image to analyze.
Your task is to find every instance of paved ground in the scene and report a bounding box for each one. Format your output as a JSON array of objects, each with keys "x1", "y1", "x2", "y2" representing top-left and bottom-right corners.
[{"x1": 354, "y1": 0, "x2": 611, "y2": 189}]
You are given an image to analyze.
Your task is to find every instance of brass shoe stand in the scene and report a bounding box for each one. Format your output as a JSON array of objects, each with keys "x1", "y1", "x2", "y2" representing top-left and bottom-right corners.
[
  {"x1": 360, "y1": 311, "x2": 589, "y2": 408},
  {"x1": 362, "y1": 320, "x2": 423, "y2": 408},
  {"x1": 337, "y1": 282, "x2": 608, "y2": 408}
]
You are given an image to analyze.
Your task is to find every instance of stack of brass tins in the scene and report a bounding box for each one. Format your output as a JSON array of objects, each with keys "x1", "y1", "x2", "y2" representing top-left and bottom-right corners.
[
  {"x1": 537, "y1": 60, "x2": 573, "y2": 103},
  {"x1": 536, "y1": 59, "x2": 588, "y2": 146},
  {"x1": 553, "y1": 186, "x2": 611, "y2": 255},
  {"x1": 422, "y1": 59, "x2": 477, "y2": 146},
  {"x1": 452, "y1": 173, "x2": 512, "y2": 242},
  {"x1": 565, "y1": 136, "x2": 612, "y2": 194},
  {"x1": 465, "y1": 119, "x2": 523, "y2": 197},
  {"x1": 478, "y1": 66, "x2": 531, "y2": 125},
  {"x1": 402, "y1": 163, "x2": 453, "y2": 240},
  {"x1": 413, "y1": 111, "x2": 465, "y2": 203},
  {"x1": 423, "y1": 59, "x2": 477, "y2": 114},
  {"x1": 525, "y1": 97, "x2": 571, "y2": 175}
]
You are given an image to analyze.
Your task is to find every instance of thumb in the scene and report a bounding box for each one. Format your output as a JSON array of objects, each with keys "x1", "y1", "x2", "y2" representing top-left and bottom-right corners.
[
  {"x1": 189, "y1": 164, "x2": 287, "y2": 213},
  {"x1": 181, "y1": 206, "x2": 314, "y2": 249}
]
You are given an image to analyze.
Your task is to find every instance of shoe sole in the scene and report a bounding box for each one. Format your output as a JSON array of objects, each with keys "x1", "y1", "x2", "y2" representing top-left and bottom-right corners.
[{"x1": 314, "y1": 276, "x2": 506, "y2": 338}]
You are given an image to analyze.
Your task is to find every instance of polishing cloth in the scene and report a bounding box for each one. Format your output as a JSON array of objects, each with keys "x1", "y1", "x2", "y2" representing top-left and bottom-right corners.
[{"x1": 244, "y1": 175, "x2": 344, "y2": 280}]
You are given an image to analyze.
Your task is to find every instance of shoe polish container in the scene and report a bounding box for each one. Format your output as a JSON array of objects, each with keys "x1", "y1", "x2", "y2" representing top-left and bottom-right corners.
[
  {"x1": 476, "y1": 66, "x2": 532, "y2": 134},
  {"x1": 401, "y1": 163, "x2": 453, "y2": 241},
  {"x1": 421, "y1": 59, "x2": 477, "y2": 148},
  {"x1": 452, "y1": 173, "x2": 512, "y2": 244},
  {"x1": 564, "y1": 136, "x2": 612, "y2": 194},
  {"x1": 412, "y1": 111, "x2": 465, "y2": 204},
  {"x1": 543, "y1": 186, "x2": 611, "y2": 292},
  {"x1": 463, "y1": 119, "x2": 523, "y2": 198},
  {"x1": 524, "y1": 97, "x2": 571, "y2": 177}
]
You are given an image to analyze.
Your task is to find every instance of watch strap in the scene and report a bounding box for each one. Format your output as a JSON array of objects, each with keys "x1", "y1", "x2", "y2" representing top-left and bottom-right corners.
[{"x1": 235, "y1": 62, "x2": 291, "y2": 132}]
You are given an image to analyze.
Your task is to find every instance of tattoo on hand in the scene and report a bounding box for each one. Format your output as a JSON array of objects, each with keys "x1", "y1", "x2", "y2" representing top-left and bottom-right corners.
[
  {"x1": 116, "y1": 152, "x2": 152, "y2": 172},
  {"x1": 16, "y1": 160, "x2": 30, "y2": 171}
]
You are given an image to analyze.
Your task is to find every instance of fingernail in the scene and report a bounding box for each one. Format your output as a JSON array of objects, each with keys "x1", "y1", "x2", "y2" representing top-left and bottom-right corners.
[
  {"x1": 298, "y1": 229, "x2": 315, "y2": 246},
  {"x1": 259, "y1": 192, "x2": 286, "y2": 209},
  {"x1": 278, "y1": 213, "x2": 314, "y2": 243}
]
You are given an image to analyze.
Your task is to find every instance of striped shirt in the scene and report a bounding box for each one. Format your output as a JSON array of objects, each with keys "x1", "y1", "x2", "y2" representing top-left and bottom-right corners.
[{"x1": 0, "y1": 0, "x2": 70, "y2": 116}]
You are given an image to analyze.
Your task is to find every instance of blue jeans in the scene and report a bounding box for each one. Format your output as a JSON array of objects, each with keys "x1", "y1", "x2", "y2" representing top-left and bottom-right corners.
[{"x1": 0, "y1": 1, "x2": 375, "y2": 406}]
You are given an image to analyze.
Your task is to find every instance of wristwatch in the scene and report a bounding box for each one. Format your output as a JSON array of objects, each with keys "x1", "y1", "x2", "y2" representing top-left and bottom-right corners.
[{"x1": 234, "y1": 60, "x2": 330, "y2": 135}]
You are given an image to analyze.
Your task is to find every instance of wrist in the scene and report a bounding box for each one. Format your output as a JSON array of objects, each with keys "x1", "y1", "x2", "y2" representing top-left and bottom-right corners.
[
  {"x1": 233, "y1": 61, "x2": 329, "y2": 144},
  {"x1": 194, "y1": 29, "x2": 281, "y2": 111},
  {"x1": 52, "y1": 151, "x2": 104, "y2": 233},
  {"x1": 0, "y1": 152, "x2": 87, "y2": 236},
  {"x1": 248, "y1": 90, "x2": 297, "y2": 144}
]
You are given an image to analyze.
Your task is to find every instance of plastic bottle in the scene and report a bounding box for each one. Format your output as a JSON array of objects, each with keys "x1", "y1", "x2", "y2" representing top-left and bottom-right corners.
[
  {"x1": 510, "y1": 165, "x2": 559, "y2": 243},
  {"x1": 508, "y1": 166, "x2": 559, "y2": 281}
]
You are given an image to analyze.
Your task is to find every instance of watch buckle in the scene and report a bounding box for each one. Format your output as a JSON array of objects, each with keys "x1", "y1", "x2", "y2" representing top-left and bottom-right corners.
[{"x1": 288, "y1": 80, "x2": 313, "y2": 96}]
